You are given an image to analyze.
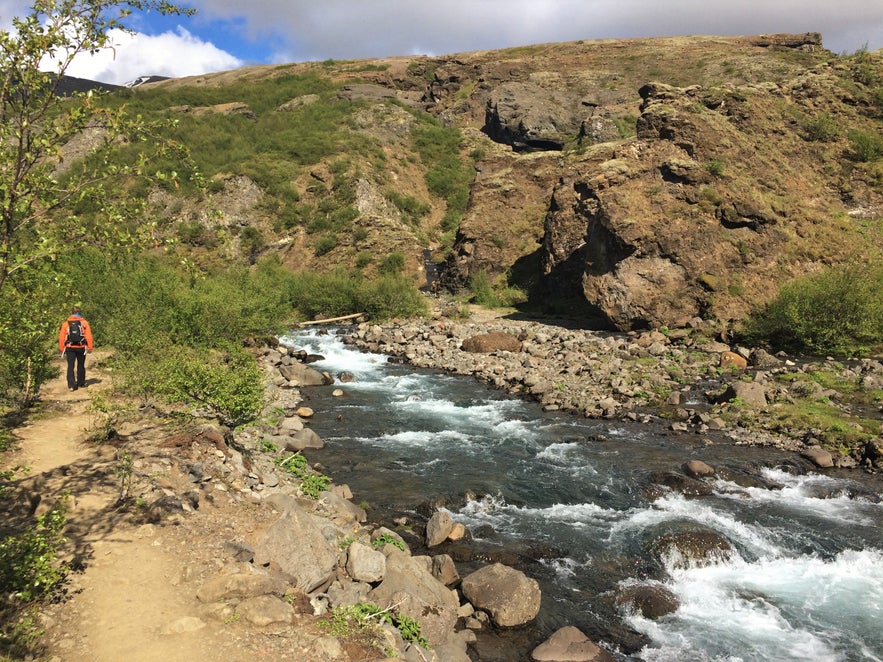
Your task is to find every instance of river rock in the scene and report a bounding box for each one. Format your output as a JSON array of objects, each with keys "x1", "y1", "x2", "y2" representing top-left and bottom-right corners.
[
  {"x1": 426, "y1": 510, "x2": 454, "y2": 547},
  {"x1": 367, "y1": 549, "x2": 458, "y2": 647},
  {"x1": 284, "y1": 428, "x2": 324, "y2": 451},
  {"x1": 278, "y1": 362, "x2": 326, "y2": 386},
  {"x1": 614, "y1": 584, "x2": 680, "y2": 619},
  {"x1": 460, "y1": 563, "x2": 541, "y2": 627},
  {"x1": 461, "y1": 332, "x2": 523, "y2": 354},
  {"x1": 682, "y1": 459, "x2": 715, "y2": 479},
  {"x1": 649, "y1": 530, "x2": 734, "y2": 568},
  {"x1": 717, "y1": 381, "x2": 768, "y2": 407},
  {"x1": 253, "y1": 496, "x2": 339, "y2": 592},
  {"x1": 720, "y1": 351, "x2": 748, "y2": 370},
  {"x1": 346, "y1": 541, "x2": 386, "y2": 583},
  {"x1": 647, "y1": 471, "x2": 713, "y2": 497},
  {"x1": 531, "y1": 626, "x2": 615, "y2": 662},
  {"x1": 431, "y1": 554, "x2": 460, "y2": 586},
  {"x1": 801, "y1": 446, "x2": 834, "y2": 468}
]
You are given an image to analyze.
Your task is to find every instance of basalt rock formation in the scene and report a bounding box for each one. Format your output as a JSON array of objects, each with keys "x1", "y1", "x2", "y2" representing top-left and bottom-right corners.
[{"x1": 142, "y1": 33, "x2": 881, "y2": 331}]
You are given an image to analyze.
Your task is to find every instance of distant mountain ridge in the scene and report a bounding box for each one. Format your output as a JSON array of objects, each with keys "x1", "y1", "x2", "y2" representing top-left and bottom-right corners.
[{"x1": 123, "y1": 33, "x2": 883, "y2": 330}]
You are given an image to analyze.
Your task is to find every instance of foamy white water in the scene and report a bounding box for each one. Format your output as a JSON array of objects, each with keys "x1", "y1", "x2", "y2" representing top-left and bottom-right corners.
[{"x1": 289, "y1": 329, "x2": 883, "y2": 662}]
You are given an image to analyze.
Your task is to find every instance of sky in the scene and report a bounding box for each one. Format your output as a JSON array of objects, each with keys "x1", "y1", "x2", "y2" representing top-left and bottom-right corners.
[{"x1": 1, "y1": 0, "x2": 882, "y2": 85}]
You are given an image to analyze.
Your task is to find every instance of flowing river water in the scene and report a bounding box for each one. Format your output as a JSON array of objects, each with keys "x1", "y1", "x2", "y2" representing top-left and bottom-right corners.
[{"x1": 285, "y1": 329, "x2": 883, "y2": 662}]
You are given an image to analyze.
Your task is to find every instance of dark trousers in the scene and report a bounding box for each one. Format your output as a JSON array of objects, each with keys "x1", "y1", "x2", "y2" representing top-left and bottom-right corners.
[{"x1": 65, "y1": 348, "x2": 87, "y2": 389}]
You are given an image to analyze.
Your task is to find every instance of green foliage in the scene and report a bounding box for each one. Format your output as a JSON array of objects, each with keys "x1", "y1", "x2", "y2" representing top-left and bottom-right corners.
[
  {"x1": 372, "y1": 532, "x2": 405, "y2": 551},
  {"x1": 0, "y1": 0, "x2": 196, "y2": 400},
  {"x1": 847, "y1": 129, "x2": 883, "y2": 162},
  {"x1": 741, "y1": 262, "x2": 883, "y2": 356},
  {"x1": 314, "y1": 233, "x2": 339, "y2": 256},
  {"x1": 378, "y1": 251, "x2": 405, "y2": 275},
  {"x1": 319, "y1": 602, "x2": 429, "y2": 651},
  {"x1": 147, "y1": 344, "x2": 266, "y2": 426},
  {"x1": 803, "y1": 112, "x2": 839, "y2": 142},
  {"x1": 704, "y1": 158, "x2": 726, "y2": 177},
  {"x1": 258, "y1": 438, "x2": 279, "y2": 454},
  {"x1": 385, "y1": 190, "x2": 430, "y2": 226},
  {"x1": 468, "y1": 270, "x2": 527, "y2": 308},
  {"x1": 412, "y1": 117, "x2": 475, "y2": 234},
  {"x1": 0, "y1": 499, "x2": 68, "y2": 602},
  {"x1": 274, "y1": 453, "x2": 331, "y2": 498},
  {"x1": 613, "y1": 115, "x2": 638, "y2": 139},
  {"x1": 284, "y1": 268, "x2": 426, "y2": 321}
]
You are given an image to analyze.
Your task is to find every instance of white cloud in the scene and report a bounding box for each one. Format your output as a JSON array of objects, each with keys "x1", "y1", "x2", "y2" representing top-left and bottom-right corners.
[
  {"x1": 60, "y1": 27, "x2": 242, "y2": 85},
  {"x1": 190, "y1": 0, "x2": 883, "y2": 61}
]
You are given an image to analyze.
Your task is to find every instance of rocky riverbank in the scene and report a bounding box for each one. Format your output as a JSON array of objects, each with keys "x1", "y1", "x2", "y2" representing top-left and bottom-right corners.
[
  {"x1": 15, "y1": 312, "x2": 880, "y2": 661},
  {"x1": 344, "y1": 311, "x2": 883, "y2": 473}
]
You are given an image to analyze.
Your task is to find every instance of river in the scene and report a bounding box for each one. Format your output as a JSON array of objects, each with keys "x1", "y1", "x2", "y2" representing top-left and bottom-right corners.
[{"x1": 285, "y1": 329, "x2": 883, "y2": 662}]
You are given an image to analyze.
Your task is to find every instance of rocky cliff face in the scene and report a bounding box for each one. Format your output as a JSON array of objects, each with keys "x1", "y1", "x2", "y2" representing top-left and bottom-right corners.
[
  {"x1": 426, "y1": 34, "x2": 882, "y2": 330},
  {"x1": 146, "y1": 33, "x2": 882, "y2": 331}
]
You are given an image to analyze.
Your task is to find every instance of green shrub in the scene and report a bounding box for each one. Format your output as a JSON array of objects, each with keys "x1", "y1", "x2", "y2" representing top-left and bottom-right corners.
[
  {"x1": 378, "y1": 251, "x2": 405, "y2": 275},
  {"x1": 741, "y1": 262, "x2": 883, "y2": 356},
  {"x1": 147, "y1": 345, "x2": 266, "y2": 426},
  {"x1": 848, "y1": 129, "x2": 883, "y2": 162},
  {"x1": 803, "y1": 112, "x2": 839, "y2": 142},
  {"x1": 0, "y1": 499, "x2": 68, "y2": 603},
  {"x1": 314, "y1": 233, "x2": 339, "y2": 256},
  {"x1": 274, "y1": 453, "x2": 331, "y2": 498}
]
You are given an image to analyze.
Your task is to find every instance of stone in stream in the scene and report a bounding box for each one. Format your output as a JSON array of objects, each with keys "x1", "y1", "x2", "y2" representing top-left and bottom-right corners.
[
  {"x1": 460, "y1": 563, "x2": 541, "y2": 627},
  {"x1": 531, "y1": 626, "x2": 615, "y2": 662}
]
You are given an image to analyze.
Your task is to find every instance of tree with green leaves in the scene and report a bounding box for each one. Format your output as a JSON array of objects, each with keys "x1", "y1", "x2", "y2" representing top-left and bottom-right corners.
[{"x1": 0, "y1": 0, "x2": 195, "y2": 403}]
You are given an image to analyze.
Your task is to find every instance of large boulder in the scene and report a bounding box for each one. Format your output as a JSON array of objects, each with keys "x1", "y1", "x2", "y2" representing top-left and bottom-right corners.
[
  {"x1": 461, "y1": 332, "x2": 522, "y2": 354},
  {"x1": 346, "y1": 542, "x2": 386, "y2": 583},
  {"x1": 648, "y1": 530, "x2": 734, "y2": 568},
  {"x1": 253, "y1": 496, "x2": 339, "y2": 592},
  {"x1": 426, "y1": 510, "x2": 454, "y2": 547},
  {"x1": 367, "y1": 549, "x2": 458, "y2": 647},
  {"x1": 484, "y1": 82, "x2": 586, "y2": 152},
  {"x1": 614, "y1": 584, "x2": 680, "y2": 619},
  {"x1": 284, "y1": 428, "x2": 325, "y2": 451},
  {"x1": 278, "y1": 362, "x2": 327, "y2": 386},
  {"x1": 460, "y1": 563, "x2": 541, "y2": 627},
  {"x1": 531, "y1": 626, "x2": 615, "y2": 662}
]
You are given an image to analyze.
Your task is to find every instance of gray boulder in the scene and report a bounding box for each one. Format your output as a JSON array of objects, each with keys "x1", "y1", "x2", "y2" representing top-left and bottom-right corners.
[
  {"x1": 426, "y1": 510, "x2": 454, "y2": 547},
  {"x1": 278, "y1": 362, "x2": 327, "y2": 386},
  {"x1": 531, "y1": 626, "x2": 615, "y2": 662},
  {"x1": 284, "y1": 428, "x2": 325, "y2": 451},
  {"x1": 235, "y1": 595, "x2": 294, "y2": 626},
  {"x1": 346, "y1": 542, "x2": 386, "y2": 583},
  {"x1": 460, "y1": 563, "x2": 541, "y2": 627},
  {"x1": 367, "y1": 549, "x2": 458, "y2": 647},
  {"x1": 253, "y1": 496, "x2": 338, "y2": 592}
]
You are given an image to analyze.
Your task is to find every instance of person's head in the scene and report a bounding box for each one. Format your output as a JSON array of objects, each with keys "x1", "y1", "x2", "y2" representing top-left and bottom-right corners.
[{"x1": 71, "y1": 305, "x2": 81, "y2": 315}]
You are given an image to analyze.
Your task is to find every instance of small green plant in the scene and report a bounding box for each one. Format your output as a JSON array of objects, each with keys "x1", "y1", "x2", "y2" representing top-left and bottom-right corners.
[
  {"x1": 803, "y1": 112, "x2": 839, "y2": 142},
  {"x1": 274, "y1": 453, "x2": 331, "y2": 498},
  {"x1": 0, "y1": 498, "x2": 68, "y2": 603},
  {"x1": 378, "y1": 251, "x2": 405, "y2": 275},
  {"x1": 115, "y1": 451, "x2": 134, "y2": 501},
  {"x1": 704, "y1": 158, "x2": 725, "y2": 177},
  {"x1": 319, "y1": 602, "x2": 429, "y2": 652},
  {"x1": 258, "y1": 438, "x2": 278, "y2": 454},
  {"x1": 338, "y1": 535, "x2": 356, "y2": 550},
  {"x1": 847, "y1": 129, "x2": 883, "y2": 162},
  {"x1": 372, "y1": 532, "x2": 406, "y2": 551}
]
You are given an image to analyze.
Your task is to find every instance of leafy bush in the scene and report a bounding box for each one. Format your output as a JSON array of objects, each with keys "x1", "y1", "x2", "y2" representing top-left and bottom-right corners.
[
  {"x1": 319, "y1": 602, "x2": 429, "y2": 652},
  {"x1": 274, "y1": 453, "x2": 331, "y2": 498},
  {"x1": 146, "y1": 345, "x2": 266, "y2": 426},
  {"x1": 378, "y1": 251, "x2": 405, "y2": 275},
  {"x1": 741, "y1": 262, "x2": 883, "y2": 356},
  {"x1": 0, "y1": 500, "x2": 67, "y2": 603},
  {"x1": 803, "y1": 112, "x2": 839, "y2": 142},
  {"x1": 848, "y1": 129, "x2": 883, "y2": 162}
]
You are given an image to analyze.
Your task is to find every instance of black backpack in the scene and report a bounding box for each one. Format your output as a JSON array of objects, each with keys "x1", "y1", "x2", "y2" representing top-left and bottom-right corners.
[{"x1": 67, "y1": 319, "x2": 86, "y2": 346}]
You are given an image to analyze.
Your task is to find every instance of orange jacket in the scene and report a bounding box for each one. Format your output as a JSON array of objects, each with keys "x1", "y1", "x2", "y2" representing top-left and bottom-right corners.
[{"x1": 59, "y1": 315, "x2": 94, "y2": 352}]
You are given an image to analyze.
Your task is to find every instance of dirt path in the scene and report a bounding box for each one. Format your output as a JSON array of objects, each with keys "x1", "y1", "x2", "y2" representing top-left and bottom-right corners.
[{"x1": 4, "y1": 356, "x2": 251, "y2": 661}]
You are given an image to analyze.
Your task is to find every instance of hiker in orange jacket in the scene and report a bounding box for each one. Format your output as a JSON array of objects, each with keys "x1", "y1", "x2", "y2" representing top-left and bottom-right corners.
[{"x1": 58, "y1": 306, "x2": 94, "y2": 391}]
